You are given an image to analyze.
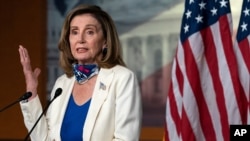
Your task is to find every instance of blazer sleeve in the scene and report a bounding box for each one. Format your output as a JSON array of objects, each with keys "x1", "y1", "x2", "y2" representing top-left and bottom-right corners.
[
  {"x1": 113, "y1": 68, "x2": 142, "y2": 141},
  {"x1": 20, "y1": 96, "x2": 48, "y2": 141}
]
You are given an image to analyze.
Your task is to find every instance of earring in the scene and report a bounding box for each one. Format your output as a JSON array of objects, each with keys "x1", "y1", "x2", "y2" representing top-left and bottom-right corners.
[{"x1": 102, "y1": 47, "x2": 107, "y2": 56}]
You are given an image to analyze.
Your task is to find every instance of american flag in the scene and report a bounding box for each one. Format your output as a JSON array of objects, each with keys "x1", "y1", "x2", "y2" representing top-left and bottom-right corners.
[
  {"x1": 164, "y1": 0, "x2": 249, "y2": 141},
  {"x1": 234, "y1": 0, "x2": 250, "y2": 124}
]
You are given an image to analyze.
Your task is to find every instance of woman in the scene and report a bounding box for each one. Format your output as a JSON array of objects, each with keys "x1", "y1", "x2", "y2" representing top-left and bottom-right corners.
[{"x1": 19, "y1": 4, "x2": 142, "y2": 141}]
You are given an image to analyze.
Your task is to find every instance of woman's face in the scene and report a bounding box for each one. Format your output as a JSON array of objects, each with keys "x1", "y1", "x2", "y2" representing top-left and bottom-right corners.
[{"x1": 69, "y1": 13, "x2": 106, "y2": 64}]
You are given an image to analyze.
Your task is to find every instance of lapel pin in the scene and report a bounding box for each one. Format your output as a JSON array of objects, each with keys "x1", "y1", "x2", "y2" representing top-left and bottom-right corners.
[{"x1": 100, "y1": 82, "x2": 106, "y2": 90}]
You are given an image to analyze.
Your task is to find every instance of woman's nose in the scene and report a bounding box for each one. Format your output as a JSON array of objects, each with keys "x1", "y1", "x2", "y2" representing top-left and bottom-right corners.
[{"x1": 78, "y1": 33, "x2": 85, "y2": 43}]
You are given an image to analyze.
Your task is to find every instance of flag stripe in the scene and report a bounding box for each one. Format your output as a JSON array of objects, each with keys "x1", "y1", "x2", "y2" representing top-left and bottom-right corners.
[
  {"x1": 176, "y1": 37, "x2": 205, "y2": 141},
  {"x1": 166, "y1": 59, "x2": 180, "y2": 141},
  {"x1": 183, "y1": 39, "x2": 216, "y2": 140},
  {"x1": 200, "y1": 20, "x2": 229, "y2": 141},
  {"x1": 181, "y1": 109, "x2": 196, "y2": 141},
  {"x1": 167, "y1": 58, "x2": 183, "y2": 140},
  {"x1": 234, "y1": 0, "x2": 250, "y2": 124},
  {"x1": 168, "y1": 83, "x2": 181, "y2": 136},
  {"x1": 219, "y1": 15, "x2": 248, "y2": 124}
]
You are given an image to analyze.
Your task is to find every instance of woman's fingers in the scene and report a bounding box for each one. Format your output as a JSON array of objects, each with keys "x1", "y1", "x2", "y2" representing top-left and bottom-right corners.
[
  {"x1": 18, "y1": 45, "x2": 28, "y2": 62},
  {"x1": 18, "y1": 45, "x2": 32, "y2": 73}
]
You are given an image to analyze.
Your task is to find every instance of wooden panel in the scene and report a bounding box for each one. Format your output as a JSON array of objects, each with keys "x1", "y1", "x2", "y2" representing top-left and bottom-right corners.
[
  {"x1": 140, "y1": 127, "x2": 164, "y2": 141},
  {"x1": 0, "y1": 1, "x2": 46, "y2": 139}
]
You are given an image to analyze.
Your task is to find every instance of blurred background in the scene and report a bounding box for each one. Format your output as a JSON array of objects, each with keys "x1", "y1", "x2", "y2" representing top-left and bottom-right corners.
[{"x1": 0, "y1": 0, "x2": 242, "y2": 140}]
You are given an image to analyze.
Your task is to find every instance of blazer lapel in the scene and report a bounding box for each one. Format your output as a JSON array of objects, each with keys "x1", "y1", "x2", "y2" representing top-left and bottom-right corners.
[
  {"x1": 83, "y1": 68, "x2": 114, "y2": 140},
  {"x1": 47, "y1": 75, "x2": 75, "y2": 139},
  {"x1": 56, "y1": 76, "x2": 75, "y2": 124}
]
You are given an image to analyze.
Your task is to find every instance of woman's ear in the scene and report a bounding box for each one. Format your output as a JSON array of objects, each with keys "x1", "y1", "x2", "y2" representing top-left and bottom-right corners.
[{"x1": 102, "y1": 40, "x2": 107, "y2": 48}]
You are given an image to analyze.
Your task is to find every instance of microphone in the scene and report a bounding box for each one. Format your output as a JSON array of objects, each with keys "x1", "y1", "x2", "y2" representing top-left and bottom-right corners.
[
  {"x1": 24, "y1": 88, "x2": 62, "y2": 141},
  {"x1": 0, "y1": 92, "x2": 32, "y2": 112}
]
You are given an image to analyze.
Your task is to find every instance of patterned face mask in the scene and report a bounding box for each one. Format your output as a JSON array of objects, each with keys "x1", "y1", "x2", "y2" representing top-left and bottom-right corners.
[{"x1": 72, "y1": 64, "x2": 99, "y2": 84}]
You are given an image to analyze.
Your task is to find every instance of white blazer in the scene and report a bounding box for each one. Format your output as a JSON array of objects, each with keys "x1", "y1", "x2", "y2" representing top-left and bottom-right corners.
[{"x1": 20, "y1": 65, "x2": 142, "y2": 141}]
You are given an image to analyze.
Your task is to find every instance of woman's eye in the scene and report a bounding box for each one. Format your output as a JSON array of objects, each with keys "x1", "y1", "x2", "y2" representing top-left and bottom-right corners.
[
  {"x1": 71, "y1": 30, "x2": 78, "y2": 35},
  {"x1": 86, "y1": 30, "x2": 94, "y2": 35}
]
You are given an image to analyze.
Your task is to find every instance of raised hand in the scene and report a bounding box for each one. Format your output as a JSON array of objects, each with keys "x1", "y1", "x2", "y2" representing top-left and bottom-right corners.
[{"x1": 18, "y1": 45, "x2": 41, "y2": 100}]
